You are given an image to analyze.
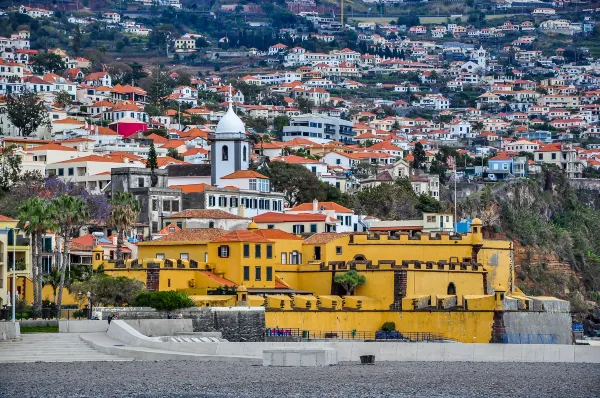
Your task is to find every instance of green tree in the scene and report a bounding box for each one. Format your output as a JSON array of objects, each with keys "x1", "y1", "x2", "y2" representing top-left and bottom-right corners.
[
  {"x1": 429, "y1": 152, "x2": 449, "y2": 184},
  {"x1": 355, "y1": 182, "x2": 420, "y2": 220},
  {"x1": 52, "y1": 194, "x2": 90, "y2": 312},
  {"x1": 334, "y1": 270, "x2": 366, "y2": 296},
  {"x1": 245, "y1": 116, "x2": 269, "y2": 135},
  {"x1": 42, "y1": 267, "x2": 62, "y2": 304},
  {"x1": 146, "y1": 143, "x2": 159, "y2": 186},
  {"x1": 4, "y1": 91, "x2": 50, "y2": 136},
  {"x1": 272, "y1": 115, "x2": 290, "y2": 140},
  {"x1": 260, "y1": 161, "x2": 328, "y2": 207},
  {"x1": 18, "y1": 197, "x2": 56, "y2": 317},
  {"x1": 140, "y1": 67, "x2": 175, "y2": 106},
  {"x1": 412, "y1": 142, "x2": 427, "y2": 170},
  {"x1": 54, "y1": 91, "x2": 73, "y2": 108},
  {"x1": 135, "y1": 291, "x2": 195, "y2": 311},
  {"x1": 108, "y1": 192, "x2": 140, "y2": 262},
  {"x1": 166, "y1": 148, "x2": 183, "y2": 160},
  {"x1": 296, "y1": 96, "x2": 312, "y2": 113},
  {"x1": 0, "y1": 145, "x2": 22, "y2": 193},
  {"x1": 72, "y1": 25, "x2": 82, "y2": 55},
  {"x1": 31, "y1": 52, "x2": 67, "y2": 74},
  {"x1": 71, "y1": 274, "x2": 146, "y2": 307},
  {"x1": 416, "y1": 194, "x2": 443, "y2": 213}
]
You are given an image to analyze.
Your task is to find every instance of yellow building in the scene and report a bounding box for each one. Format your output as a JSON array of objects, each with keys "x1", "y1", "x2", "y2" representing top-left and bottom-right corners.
[{"x1": 99, "y1": 218, "x2": 541, "y2": 342}]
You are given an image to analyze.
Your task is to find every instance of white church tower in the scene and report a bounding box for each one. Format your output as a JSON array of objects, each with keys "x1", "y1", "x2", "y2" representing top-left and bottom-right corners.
[
  {"x1": 472, "y1": 45, "x2": 488, "y2": 69},
  {"x1": 210, "y1": 85, "x2": 250, "y2": 186}
]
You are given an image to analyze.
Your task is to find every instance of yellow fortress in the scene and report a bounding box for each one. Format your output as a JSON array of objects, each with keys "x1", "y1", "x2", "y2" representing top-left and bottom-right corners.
[{"x1": 100, "y1": 219, "x2": 571, "y2": 343}]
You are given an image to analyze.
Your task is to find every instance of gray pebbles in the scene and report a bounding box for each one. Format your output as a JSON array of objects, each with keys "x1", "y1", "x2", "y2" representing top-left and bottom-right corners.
[{"x1": 0, "y1": 361, "x2": 598, "y2": 398}]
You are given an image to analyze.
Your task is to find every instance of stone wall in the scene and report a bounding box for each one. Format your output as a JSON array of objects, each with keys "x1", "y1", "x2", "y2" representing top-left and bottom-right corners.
[
  {"x1": 94, "y1": 306, "x2": 265, "y2": 342},
  {"x1": 189, "y1": 307, "x2": 265, "y2": 342},
  {"x1": 502, "y1": 312, "x2": 572, "y2": 345}
]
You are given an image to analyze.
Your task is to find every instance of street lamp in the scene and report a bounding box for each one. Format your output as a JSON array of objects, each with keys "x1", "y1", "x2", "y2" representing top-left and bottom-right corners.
[
  {"x1": 86, "y1": 291, "x2": 92, "y2": 319},
  {"x1": 10, "y1": 227, "x2": 19, "y2": 323}
]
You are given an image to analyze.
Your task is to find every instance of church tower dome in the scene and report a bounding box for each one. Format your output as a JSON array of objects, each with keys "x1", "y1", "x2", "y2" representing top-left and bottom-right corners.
[
  {"x1": 216, "y1": 93, "x2": 245, "y2": 135},
  {"x1": 210, "y1": 84, "x2": 250, "y2": 186}
]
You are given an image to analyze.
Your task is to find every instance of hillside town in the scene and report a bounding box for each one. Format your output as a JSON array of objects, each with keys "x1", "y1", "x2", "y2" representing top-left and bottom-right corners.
[{"x1": 0, "y1": 0, "x2": 600, "y2": 381}]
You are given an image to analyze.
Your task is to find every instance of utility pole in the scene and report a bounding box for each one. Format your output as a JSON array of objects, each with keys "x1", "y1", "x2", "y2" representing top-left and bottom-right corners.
[{"x1": 341, "y1": 0, "x2": 344, "y2": 28}]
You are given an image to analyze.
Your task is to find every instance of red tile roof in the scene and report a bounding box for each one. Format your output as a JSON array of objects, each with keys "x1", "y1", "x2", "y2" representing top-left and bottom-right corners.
[
  {"x1": 289, "y1": 201, "x2": 353, "y2": 214},
  {"x1": 253, "y1": 212, "x2": 329, "y2": 223},
  {"x1": 146, "y1": 228, "x2": 227, "y2": 243},
  {"x1": 168, "y1": 209, "x2": 249, "y2": 220},
  {"x1": 169, "y1": 183, "x2": 212, "y2": 193},
  {"x1": 27, "y1": 143, "x2": 77, "y2": 152},
  {"x1": 253, "y1": 229, "x2": 303, "y2": 240},
  {"x1": 303, "y1": 232, "x2": 352, "y2": 244},
  {"x1": 198, "y1": 271, "x2": 237, "y2": 287},
  {"x1": 213, "y1": 229, "x2": 271, "y2": 243},
  {"x1": 221, "y1": 170, "x2": 268, "y2": 179}
]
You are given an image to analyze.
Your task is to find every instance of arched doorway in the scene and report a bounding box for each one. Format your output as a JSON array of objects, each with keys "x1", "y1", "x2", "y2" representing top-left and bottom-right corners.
[{"x1": 447, "y1": 282, "x2": 456, "y2": 295}]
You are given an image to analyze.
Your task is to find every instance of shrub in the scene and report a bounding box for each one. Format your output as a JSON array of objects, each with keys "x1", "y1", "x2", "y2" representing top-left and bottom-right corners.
[
  {"x1": 135, "y1": 291, "x2": 195, "y2": 311},
  {"x1": 381, "y1": 321, "x2": 396, "y2": 332}
]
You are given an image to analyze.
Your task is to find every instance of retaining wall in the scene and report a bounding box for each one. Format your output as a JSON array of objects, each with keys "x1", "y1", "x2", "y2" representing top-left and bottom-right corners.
[
  {"x1": 0, "y1": 322, "x2": 20, "y2": 340},
  {"x1": 101, "y1": 321, "x2": 600, "y2": 363},
  {"x1": 503, "y1": 312, "x2": 572, "y2": 345},
  {"x1": 123, "y1": 319, "x2": 193, "y2": 336},
  {"x1": 59, "y1": 320, "x2": 109, "y2": 333},
  {"x1": 94, "y1": 306, "x2": 265, "y2": 342}
]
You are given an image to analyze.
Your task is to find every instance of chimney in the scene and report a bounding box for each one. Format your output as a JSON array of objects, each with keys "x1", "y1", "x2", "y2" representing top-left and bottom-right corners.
[
  {"x1": 238, "y1": 204, "x2": 246, "y2": 218},
  {"x1": 312, "y1": 198, "x2": 318, "y2": 213},
  {"x1": 112, "y1": 235, "x2": 117, "y2": 246}
]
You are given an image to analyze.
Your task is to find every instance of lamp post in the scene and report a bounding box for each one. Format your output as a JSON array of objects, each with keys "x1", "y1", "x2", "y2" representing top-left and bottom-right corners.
[
  {"x1": 86, "y1": 291, "x2": 91, "y2": 319},
  {"x1": 11, "y1": 227, "x2": 19, "y2": 323}
]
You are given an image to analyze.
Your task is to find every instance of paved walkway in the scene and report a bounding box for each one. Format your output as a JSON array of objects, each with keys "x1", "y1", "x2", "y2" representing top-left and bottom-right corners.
[
  {"x1": 0, "y1": 333, "x2": 131, "y2": 363},
  {"x1": 81, "y1": 332, "x2": 259, "y2": 362}
]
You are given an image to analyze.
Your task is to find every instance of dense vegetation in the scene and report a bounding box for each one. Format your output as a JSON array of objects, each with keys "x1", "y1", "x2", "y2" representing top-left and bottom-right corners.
[
  {"x1": 458, "y1": 167, "x2": 600, "y2": 329},
  {"x1": 135, "y1": 291, "x2": 195, "y2": 311}
]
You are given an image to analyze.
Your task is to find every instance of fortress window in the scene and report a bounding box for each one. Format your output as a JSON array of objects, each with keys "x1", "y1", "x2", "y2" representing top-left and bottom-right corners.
[
  {"x1": 336, "y1": 246, "x2": 342, "y2": 255},
  {"x1": 219, "y1": 246, "x2": 230, "y2": 258},
  {"x1": 447, "y1": 283, "x2": 456, "y2": 295},
  {"x1": 255, "y1": 266, "x2": 262, "y2": 281},
  {"x1": 266, "y1": 267, "x2": 273, "y2": 281},
  {"x1": 255, "y1": 244, "x2": 262, "y2": 258},
  {"x1": 266, "y1": 245, "x2": 273, "y2": 259},
  {"x1": 243, "y1": 244, "x2": 250, "y2": 258},
  {"x1": 314, "y1": 246, "x2": 321, "y2": 260},
  {"x1": 243, "y1": 266, "x2": 250, "y2": 281}
]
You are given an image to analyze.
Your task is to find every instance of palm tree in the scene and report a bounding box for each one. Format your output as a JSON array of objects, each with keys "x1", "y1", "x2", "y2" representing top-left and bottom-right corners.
[
  {"x1": 17, "y1": 197, "x2": 56, "y2": 317},
  {"x1": 42, "y1": 267, "x2": 62, "y2": 303},
  {"x1": 52, "y1": 194, "x2": 89, "y2": 312},
  {"x1": 108, "y1": 192, "x2": 140, "y2": 263}
]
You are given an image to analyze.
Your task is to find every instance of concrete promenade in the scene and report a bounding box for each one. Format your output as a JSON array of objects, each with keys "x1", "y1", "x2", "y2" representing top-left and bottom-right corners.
[
  {"x1": 2, "y1": 320, "x2": 599, "y2": 364},
  {"x1": 85, "y1": 320, "x2": 600, "y2": 363}
]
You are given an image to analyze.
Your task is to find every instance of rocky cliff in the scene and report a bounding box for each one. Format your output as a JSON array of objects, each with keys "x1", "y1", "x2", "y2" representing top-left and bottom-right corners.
[{"x1": 457, "y1": 168, "x2": 600, "y2": 334}]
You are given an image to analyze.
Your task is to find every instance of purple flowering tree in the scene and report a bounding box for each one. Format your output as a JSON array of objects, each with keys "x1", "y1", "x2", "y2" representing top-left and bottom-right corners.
[{"x1": 42, "y1": 177, "x2": 111, "y2": 225}]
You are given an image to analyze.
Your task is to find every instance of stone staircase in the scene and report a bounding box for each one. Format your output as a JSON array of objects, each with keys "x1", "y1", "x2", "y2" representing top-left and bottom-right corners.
[{"x1": 0, "y1": 333, "x2": 131, "y2": 363}]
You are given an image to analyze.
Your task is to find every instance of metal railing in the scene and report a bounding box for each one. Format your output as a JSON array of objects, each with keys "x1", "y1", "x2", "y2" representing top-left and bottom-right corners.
[
  {"x1": 0, "y1": 307, "x2": 87, "y2": 321},
  {"x1": 264, "y1": 328, "x2": 449, "y2": 342}
]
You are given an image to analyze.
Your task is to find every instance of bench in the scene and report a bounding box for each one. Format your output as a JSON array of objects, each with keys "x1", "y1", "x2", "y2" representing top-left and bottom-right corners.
[{"x1": 263, "y1": 348, "x2": 338, "y2": 367}]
